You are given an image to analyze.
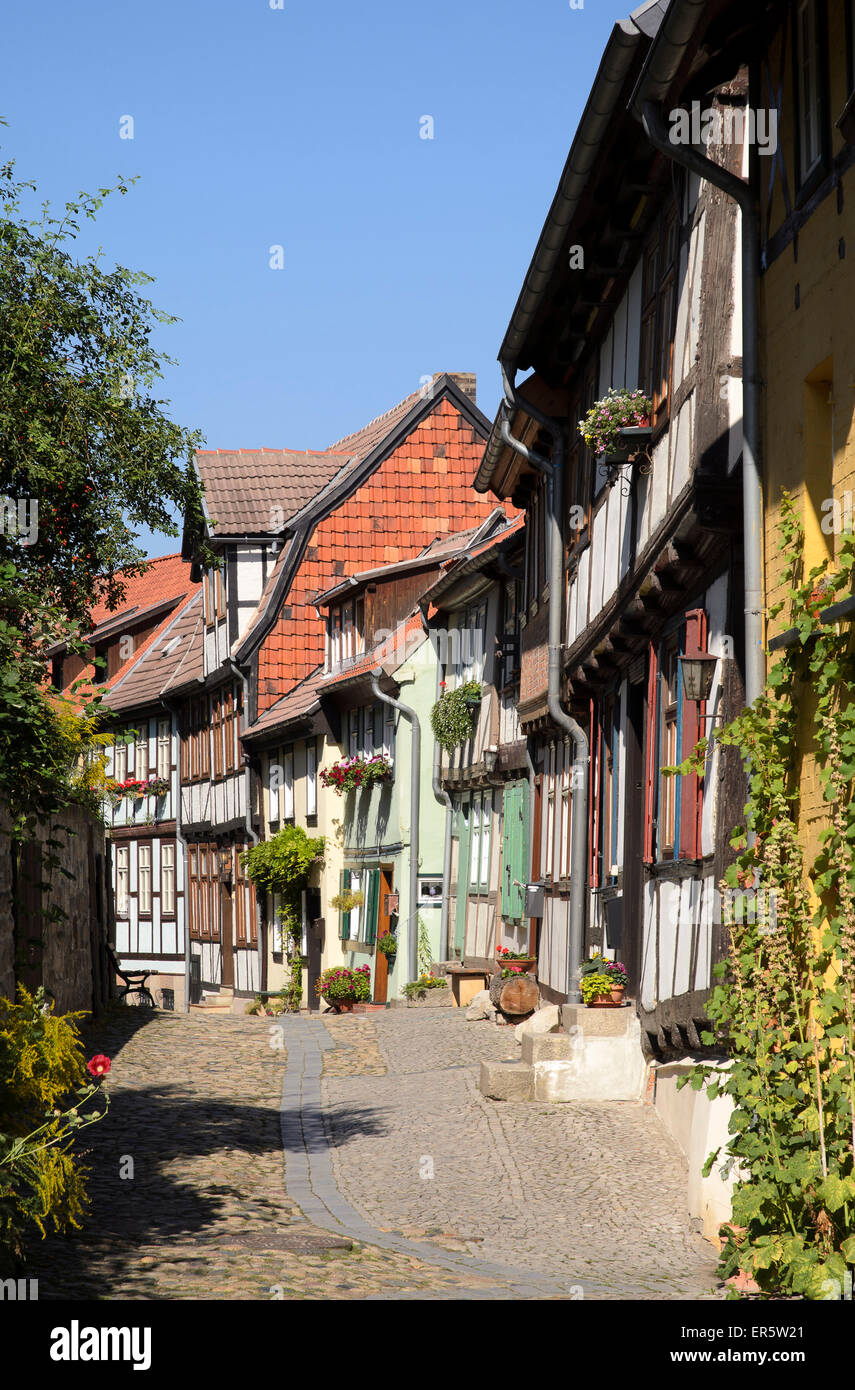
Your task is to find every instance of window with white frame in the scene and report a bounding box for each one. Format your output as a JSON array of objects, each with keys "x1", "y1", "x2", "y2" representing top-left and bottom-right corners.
[
  {"x1": 349, "y1": 869, "x2": 363, "y2": 938},
  {"x1": 470, "y1": 796, "x2": 481, "y2": 889},
  {"x1": 161, "y1": 842, "x2": 176, "y2": 915},
  {"x1": 349, "y1": 710, "x2": 360, "y2": 758},
  {"x1": 544, "y1": 743, "x2": 556, "y2": 880},
  {"x1": 479, "y1": 790, "x2": 492, "y2": 888},
  {"x1": 282, "y1": 748, "x2": 294, "y2": 820},
  {"x1": 383, "y1": 704, "x2": 395, "y2": 762},
  {"x1": 138, "y1": 845, "x2": 152, "y2": 915},
  {"x1": 157, "y1": 719, "x2": 171, "y2": 781},
  {"x1": 116, "y1": 846, "x2": 129, "y2": 917},
  {"x1": 306, "y1": 740, "x2": 318, "y2": 817},
  {"x1": 559, "y1": 740, "x2": 572, "y2": 879},
  {"x1": 135, "y1": 729, "x2": 148, "y2": 780},
  {"x1": 114, "y1": 740, "x2": 128, "y2": 784}
]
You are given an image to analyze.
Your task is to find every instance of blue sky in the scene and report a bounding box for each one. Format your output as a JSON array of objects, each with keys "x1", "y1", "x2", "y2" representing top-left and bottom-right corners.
[{"x1": 5, "y1": 1, "x2": 622, "y2": 555}]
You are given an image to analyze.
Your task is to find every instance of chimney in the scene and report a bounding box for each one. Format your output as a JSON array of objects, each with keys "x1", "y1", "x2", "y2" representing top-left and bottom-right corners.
[{"x1": 433, "y1": 372, "x2": 476, "y2": 405}]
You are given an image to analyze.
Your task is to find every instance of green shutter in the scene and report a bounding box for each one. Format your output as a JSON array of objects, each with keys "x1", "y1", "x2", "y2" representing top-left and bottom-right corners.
[
  {"x1": 501, "y1": 781, "x2": 530, "y2": 921},
  {"x1": 501, "y1": 783, "x2": 517, "y2": 919},
  {"x1": 365, "y1": 868, "x2": 380, "y2": 946},
  {"x1": 339, "y1": 869, "x2": 350, "y2": 940}
]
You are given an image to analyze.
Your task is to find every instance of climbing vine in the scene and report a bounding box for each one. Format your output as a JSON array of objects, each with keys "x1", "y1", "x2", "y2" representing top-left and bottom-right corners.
[
  {"x1": 241, "y1": 827, "x2": 324, "y2": 1014},
  {"x1": 675, "y1": 493, "x2": 855, "y2": 1298}
]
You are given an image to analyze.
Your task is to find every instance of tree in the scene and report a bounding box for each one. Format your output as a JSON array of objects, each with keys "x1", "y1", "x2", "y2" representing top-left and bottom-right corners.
[{"x1": 0, "y1": 156, "x2": 211, "y2": 623}]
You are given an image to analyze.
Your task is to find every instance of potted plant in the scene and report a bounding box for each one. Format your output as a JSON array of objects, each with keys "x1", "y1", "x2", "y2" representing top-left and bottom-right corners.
[
  {"x1": 580, "y1": 953, "x2": 628, "y2": 1006},
  {"x1": 315, "y1": 964, "x2": 371, "y2": 1013},
  {"x1": 430, "y1": 680, "x2": 482, "y2": 753},
  {"x1": 578, "y1": 388, "x2": 652, "y2": 463},
  {"x1": 147, "y1": 776, "x2": 170, "y2": 798},
  {"x1": 377, "y1": 931, "x2": 397, "y2": 960},
  {"x1": 320, "y1": 754, "x2": 393, "y2": 796},
  {"x1": 496, "y1": 945, "x2": 536, "y2": 975},
  {"x1": 330, "y1": 889, "x2": 364, "y2": 913}
]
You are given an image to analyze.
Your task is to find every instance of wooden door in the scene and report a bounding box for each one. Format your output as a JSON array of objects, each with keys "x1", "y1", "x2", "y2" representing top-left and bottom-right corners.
[
  {"x1": 306, "y1": 888, "x2": 322, "y2": 1007},
  {"x1": 221, "y1": 881, "x2": 234, "y2": 989},
  {"x1": 374, "y1": 868, "x2": 393, "y2": 1002}
]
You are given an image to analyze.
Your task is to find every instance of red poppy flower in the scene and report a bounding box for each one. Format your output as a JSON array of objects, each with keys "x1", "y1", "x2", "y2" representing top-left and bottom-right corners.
[{"x1": 86, "y1": 1055, "x2": 111, "y2": 1078}]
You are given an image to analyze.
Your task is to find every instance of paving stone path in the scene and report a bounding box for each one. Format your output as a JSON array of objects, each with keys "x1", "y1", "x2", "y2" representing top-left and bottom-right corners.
[{"x1": 25, "y1": 1003, "x2": 719, "y2": 1300}]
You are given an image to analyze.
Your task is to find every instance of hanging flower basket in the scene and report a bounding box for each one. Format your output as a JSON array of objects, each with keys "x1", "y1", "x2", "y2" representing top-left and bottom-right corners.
[
  {"x1": 320, "y1": 754, "x2": 392, "y2": 796},
  {"x1": 578, "y1": 388, "x2": 653, "y2": 458},
  {"x1": 430, "y1": 681, "x2": 482, "y2": 752}
]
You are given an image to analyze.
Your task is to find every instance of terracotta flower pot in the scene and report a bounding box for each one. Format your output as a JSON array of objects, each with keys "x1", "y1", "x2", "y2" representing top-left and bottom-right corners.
[
  {"x1": 587, "y1": 994, "x2": 619, "y2": 1008},
  {"x1": 497, "y1": 956, "x2": 535, "y2": 973},
  {"x1": 610, "y1": 985, "x2": 625, "y2": 1005}
]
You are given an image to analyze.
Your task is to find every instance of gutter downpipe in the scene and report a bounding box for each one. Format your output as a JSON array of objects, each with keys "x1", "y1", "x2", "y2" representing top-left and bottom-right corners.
[
  {"x1": 641, "y1": 100, "x2": 765, "y2": 706},
  {"x1": 370, "y1": 673, "x2": 421, "y2": 983},
  {"x1": 499, "y1": 364, "x2": 588, "y2": 1004},
  {"x1": 226, "y1": 658, "x2": 262, "y2": 992},
  {"x1": 163, "y1": 695, "x2": 191, "y2": 1013}
]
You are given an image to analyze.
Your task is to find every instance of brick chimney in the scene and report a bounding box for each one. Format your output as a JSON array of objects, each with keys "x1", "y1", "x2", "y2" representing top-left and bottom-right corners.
[{"x1": 433, "y1": 372, "x2": 476, "y2": 405}]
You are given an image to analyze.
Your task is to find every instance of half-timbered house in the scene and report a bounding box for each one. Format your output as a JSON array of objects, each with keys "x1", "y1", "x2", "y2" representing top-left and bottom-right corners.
[{"x1": 474, "y1": 6, "x2": 751, "y2": 1054}]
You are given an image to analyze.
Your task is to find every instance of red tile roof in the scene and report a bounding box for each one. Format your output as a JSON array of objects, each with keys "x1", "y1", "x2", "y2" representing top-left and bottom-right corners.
[
  {"x1": 87, "y1": 554, "x2": 194, "y2": 630},
  {"x1": 243, "y1": 666, "x2": 326, "y2": 740}
]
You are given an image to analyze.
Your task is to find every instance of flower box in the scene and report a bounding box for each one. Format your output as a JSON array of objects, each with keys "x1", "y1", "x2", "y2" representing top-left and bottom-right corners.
[{"x1": 320, "y1": 754, "x2": 393, "y2": 796}]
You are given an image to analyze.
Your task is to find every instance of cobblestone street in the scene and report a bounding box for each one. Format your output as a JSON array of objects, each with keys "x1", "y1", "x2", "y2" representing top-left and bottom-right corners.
[{"x1": 27, "y1": 1005, "x2": 719, "y2": 1301}]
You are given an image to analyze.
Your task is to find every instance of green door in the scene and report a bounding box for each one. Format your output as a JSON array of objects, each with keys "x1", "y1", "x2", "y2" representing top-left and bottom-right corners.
[
  {"x1": 501, "y1": 780, "x2": 530, "y2": 922},
  {"x1": 454, "y1": 796, "x2": 470, "y2": 957}
]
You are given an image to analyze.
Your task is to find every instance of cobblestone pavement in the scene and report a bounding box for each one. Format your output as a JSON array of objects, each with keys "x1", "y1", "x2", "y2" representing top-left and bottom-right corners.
[{"x1": 24, "y1": 1004, "x2": 719, "y2": 1300}]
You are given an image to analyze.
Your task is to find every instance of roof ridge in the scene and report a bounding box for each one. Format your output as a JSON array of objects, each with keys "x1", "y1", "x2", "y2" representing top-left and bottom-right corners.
[{"x1": 327, "y1": 386, "x2": 422, "y2": 451}]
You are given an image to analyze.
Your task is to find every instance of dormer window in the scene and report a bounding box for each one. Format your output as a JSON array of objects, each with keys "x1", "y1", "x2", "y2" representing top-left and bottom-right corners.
[{"x1": 327, "y1": 596, "x2": 365, "y2": 671}]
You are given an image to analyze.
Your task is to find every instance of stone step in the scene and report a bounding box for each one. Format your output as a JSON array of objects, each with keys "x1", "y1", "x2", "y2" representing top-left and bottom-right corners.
[
  {"x1": 561, "y1": 1001, "x2": 634, "y2": 1036},
  {"x1": 521, "y1": 1031, "x2": 580, "y2": 1065},
  {"x1": 479, "y1": 1059, "x2": 532, "y2": 1101}
]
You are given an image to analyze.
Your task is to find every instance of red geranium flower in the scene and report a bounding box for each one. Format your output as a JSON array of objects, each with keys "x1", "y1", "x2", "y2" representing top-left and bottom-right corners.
[{"x1": 86, "y1": 1055, "x2": 111, "y2": 1078}]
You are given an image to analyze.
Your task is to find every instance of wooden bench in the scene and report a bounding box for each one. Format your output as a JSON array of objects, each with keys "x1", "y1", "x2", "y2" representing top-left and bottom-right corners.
[{"x1": 105, "y1": 942, "x2": 159, "y2": 1008}]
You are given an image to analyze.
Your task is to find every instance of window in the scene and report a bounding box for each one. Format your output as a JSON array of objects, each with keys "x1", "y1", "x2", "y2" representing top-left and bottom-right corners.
[
  {"x1": 383, "y1": 704, "x2": 396, "y2": 762},
  {"x1": 114, "y1": 740, "x2": 128, "y2": 784},
  {"x1": 215, "y1": 564, "x2": 226, "y2": 620},
  {"x1": 659, "y1": 640, "x2": 679, "y2": 860},
  {"x1": 501, "y1": 579, "x2": 521, "y2": 687},
  {"x1": 639, "y1": 206, "x2": 678, "y2": 424},
  {"x1": 795, "y1": 0, "x2": 823, "y2": 183},
  {"x1": 268, "y1": 753, "x2": 280, "y2": 823},
  {"x1": 161, "y1": 843, "x2": 176, "y2": 916},
  {"x1": 116, "y1": 846, "x2": 129, "y2": 917},
  {"x1": 212, "y1": 696, "x2": 223, "y2": 778},
  {"x1": 594, "y1": 696, "x2": 620, "y2": 884},
  {"x1": 342, "y1": 601, "x2": 355, "y2": 662},
  {"x1": 136, "y1": 729, "x2": 148, "y2": 780},
  {"x1": 470, "y1": 796, "x2": 481, "y2": 889},
  {"x1": 479, "y1": 791, "x2": 492, "y2": 888},
  {"x1": 330, "y1": 608, "x2": 342, "y2": 670},
  {"x1": 223, "y1": 689, "x2": 236, "y2": 774},
  {"x1": 649, "y1": 611, "x2": 707, "y2": 863},
  {"x1": 157, "y1": 719, "x2": 171, "y2": 781},
  {"x1": 349, "y1": 710, "x2": 360, "y2": 758},
  {"x1": 138, "y1": 845, "x2": 152, "y2": 915},
  {"x1": 306, "y1": 740, "x2": 318, "y2": 817},
  {"x1": 544, "y1": 743, "x2": 556, "y2": 880},
  {"x1": 199, "y1": 698, "x2": 210, "y2": 778},
  {"x1": 559, "y1": 741, "x2": 572, "y2": 880},
  {"x1": 282, "y1": 748, "x2": 294, "y2": 820},
  {"x1": 199, "y1": 847, "x2": 209, "y2": 937}
]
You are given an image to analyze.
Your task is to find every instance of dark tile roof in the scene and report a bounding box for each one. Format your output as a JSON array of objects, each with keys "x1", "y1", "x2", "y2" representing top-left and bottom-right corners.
[
  {"x1": 106, "y1": 591, "x2": 204, "y2": 713},
  {"x1": 242, "y1": 666, "x2": 326, "y2": 740},
  {"x1": 195, "y1": 449, "x2": 351, "y2": 536}
]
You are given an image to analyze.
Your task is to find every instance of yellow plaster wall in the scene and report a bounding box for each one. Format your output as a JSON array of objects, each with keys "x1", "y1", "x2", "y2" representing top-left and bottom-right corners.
[{"x1": 760, "y1": 2, "x2": 855, "y2": 864}]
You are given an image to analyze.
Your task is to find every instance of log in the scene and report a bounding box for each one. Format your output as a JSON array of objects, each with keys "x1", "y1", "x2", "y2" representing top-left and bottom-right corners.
[{"x1": 488, "y1": 972, "x2": 539, "y2": 1016}]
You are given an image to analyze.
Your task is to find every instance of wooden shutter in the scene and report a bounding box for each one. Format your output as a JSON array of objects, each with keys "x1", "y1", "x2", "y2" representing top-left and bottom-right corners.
[
  {"x1": 365, "y1": 868, "x2": 380, "y2": 946},
  {"x1": 501, "y1": 783, "x2": 516, "y2": 919},
  {"x1": 679, "y1": 608, "x2": 708, "y2": 859},
  {"x1": 339, "y1": 870, "x2": 351, "y2": 940}
]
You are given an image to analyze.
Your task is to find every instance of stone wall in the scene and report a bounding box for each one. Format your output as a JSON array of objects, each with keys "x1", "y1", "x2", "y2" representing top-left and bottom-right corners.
[{"x1": 0, "y1": 804, "x2": 113, "y2": 1015}]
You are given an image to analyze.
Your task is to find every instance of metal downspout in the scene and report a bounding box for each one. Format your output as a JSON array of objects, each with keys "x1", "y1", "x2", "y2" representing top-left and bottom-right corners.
[
  {"x1": 641, "y1": 100, "x2": 765, "y2": 705},
  {"x1": 226, "y1": 658, "x2": 262, "y2": 991},
  {"x1": 163, "y1": 695, "x2": 191, "y2": 1013},
  {"x1": 370, "y1": 673, "x2": 421, "y2": 982},
  {"x1": 499, "y1": 366, "x2": 589, "y2": 1003}
]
